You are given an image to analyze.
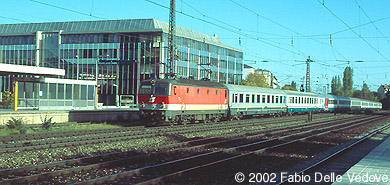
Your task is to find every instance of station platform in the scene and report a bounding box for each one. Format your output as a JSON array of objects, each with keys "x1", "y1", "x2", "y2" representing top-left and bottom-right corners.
[
  {"x1": 0, "y1": 107, "x2": 139, "y2": 125},
  {"x1": 333, "y1": 136, "x2": 390, "y2": 185}
]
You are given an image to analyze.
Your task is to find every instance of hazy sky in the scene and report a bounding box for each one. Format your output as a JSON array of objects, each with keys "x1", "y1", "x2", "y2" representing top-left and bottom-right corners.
[{"x1": 1, "y1": 0, "x2": 390, "y2": 93}]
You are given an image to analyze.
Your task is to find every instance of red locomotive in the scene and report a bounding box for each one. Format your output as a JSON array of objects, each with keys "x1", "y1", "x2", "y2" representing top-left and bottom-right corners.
[{"x1": 138, "y1": 78, "x2": 228, "y2": 125}]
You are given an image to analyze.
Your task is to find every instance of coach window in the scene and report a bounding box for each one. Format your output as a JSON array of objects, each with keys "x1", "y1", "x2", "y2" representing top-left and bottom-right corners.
[
  {"x1": 252, "y1": 94, "x2": 255, "y2": 103},
  {"x1": 267, "y1": 95, "x2": 271, "y2": 103},
  {"x1": 275, "y1": 96, "x2": 278, "y2": 104},
  {"x1": 246, "y1": 94, "x2": 250, "y2": 103},
  {"x1": 262, "y1": 95, "x2": 266, "y2": 103},
  {"x1": 234, "y1": 94, "x2": 238, "y2": 103},
  {"x1": 239, "y1": 94, "x2": 244, "y2": 103},
  {"x1": 257, "y1": 95, "x2": 261, "y2": 103}
]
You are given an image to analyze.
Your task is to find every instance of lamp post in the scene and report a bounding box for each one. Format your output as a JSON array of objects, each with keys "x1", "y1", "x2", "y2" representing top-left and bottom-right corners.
[
  {"x1": 95, "y1": 54, "x2": 109, "y2": 109},
  {"x1": 113, "y1": 84, "x2": 119, "y2": 107}
]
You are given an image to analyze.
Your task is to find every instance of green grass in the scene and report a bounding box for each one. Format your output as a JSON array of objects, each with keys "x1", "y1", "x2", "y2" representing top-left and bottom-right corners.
[{"x1": 0, "y1": 122, "x2": 122, "y2": 136}]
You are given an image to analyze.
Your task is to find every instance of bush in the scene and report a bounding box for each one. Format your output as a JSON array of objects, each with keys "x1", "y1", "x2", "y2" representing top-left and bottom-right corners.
[
  {"x1": 6, "y1": 117, "x2": 26, "y2": 134},
  {"x1": 41, "y1": 115, "x2": 55, "y2": 130},
  {"x1": 1, "y1": 90, "x2": 14, "y2": 108}
]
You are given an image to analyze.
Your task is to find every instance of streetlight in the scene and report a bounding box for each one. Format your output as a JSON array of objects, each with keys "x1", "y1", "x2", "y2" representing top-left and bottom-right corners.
[
  {"x1": 113, "y1": 84, "x2": 119, "y2": 107},
  {"x1": 95, "y1": 54, "x2": 109, "y2": 109}
]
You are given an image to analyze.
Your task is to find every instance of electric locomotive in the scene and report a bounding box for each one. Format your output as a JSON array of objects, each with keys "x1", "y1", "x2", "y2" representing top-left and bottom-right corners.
[{"x1": 138, "y1": 78, "x2": 229, "y2": 125}]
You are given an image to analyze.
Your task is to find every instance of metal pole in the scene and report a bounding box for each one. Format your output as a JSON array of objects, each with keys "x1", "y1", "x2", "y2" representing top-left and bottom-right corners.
[
  {"x1": 13, "y1": 81, "x2": 18, "y2": 111},
  {"x1": 95, "y1": 57, "x2": 98, "y2": 109}
]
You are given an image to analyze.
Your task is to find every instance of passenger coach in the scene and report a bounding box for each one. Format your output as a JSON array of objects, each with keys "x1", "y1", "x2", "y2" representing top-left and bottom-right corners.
[{"x1": 225, "y1": 84, "x2": 287, "y2": 119}]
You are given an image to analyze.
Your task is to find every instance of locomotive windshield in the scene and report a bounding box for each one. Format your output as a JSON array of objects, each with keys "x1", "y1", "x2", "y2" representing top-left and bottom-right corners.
[{"x1": 139, "y1": 84, "x2": 170, "y2": 95}]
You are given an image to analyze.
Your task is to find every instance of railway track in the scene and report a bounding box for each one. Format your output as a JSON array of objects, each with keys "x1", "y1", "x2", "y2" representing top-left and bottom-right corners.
[
  {"x1": 0, "y1": 113, "x2": 337, "y2": 154},
  {"x1": 0, "y1": 114, "x2": 381, "y2": 184}
]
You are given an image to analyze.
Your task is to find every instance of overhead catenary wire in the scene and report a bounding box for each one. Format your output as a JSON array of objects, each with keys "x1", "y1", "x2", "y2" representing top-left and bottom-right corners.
[{"x1": 317, "y1": 0, "x2": 390, "y2": 63}]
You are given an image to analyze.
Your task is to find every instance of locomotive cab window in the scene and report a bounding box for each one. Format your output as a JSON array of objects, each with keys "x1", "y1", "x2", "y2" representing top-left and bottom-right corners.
[
  {"x1": 187, "y1": 88, "x2": 189, "y2": 93},
  {"x1": 140, "y1": 84, "x2": 169, "y2": 95},
  {"x1": 197, "y1": 89, "x2": 199, "y2": 94},
  {"x1": 139, "y1": 85, "x2": 152, "y2": 94},
  {"x1": 173, "y1": 86, "x2": 177, "y2": 95},
  {"x1": 154, "y1": 85, "x2": 169, "y2": 95}
]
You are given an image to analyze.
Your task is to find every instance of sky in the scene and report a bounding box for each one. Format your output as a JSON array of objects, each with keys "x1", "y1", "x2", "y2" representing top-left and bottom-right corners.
[{"x1": 1, "y1": 0, "x2": 390, "y2": 93}]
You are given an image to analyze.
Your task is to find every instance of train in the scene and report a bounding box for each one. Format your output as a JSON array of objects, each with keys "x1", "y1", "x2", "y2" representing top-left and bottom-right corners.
[{"x1": 138, "y1": 78, "x2": 382, "y2": 125}]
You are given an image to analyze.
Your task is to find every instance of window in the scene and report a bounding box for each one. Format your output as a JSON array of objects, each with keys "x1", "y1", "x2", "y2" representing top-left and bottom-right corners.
[
  {"x1": 239, "y1": 94, "x2": 244, "y2": 103},
  {"x1": 225, "y1": 90, "x2": 227, "y2": 97},
  {"x1": 207, "y1": 89, "x2": 209, "y2": 95},
  {"x1": 140, "y1": 85, "x2": 152, "y2": 94},
  {"x1": 252, "y1": 94, "x2": 255, "y2": 103},
  {"x1": 174, "y1": 86, "x2": 177, "y2": 95},
  {"x1": 197, "y1": 89, "x2": 200, "y2": 94},
  {"x1": 257, "y1": 95, "x2": 261, "y2": 103},
  {"x1": 233, "y1": 94, "x2": 238, "y2": 103},
  {"x1": 216, "y1": 90, "x2": 218, "y2": 94},
  {"x1": 271, "y1": 96, "x2": 274, "y2": 103},
  {"x1": 267, "y1": 95, "x2": 271, "y2": 103},
  {"x1": 262, "y1": 95, "x2": 266, "y2": 103},
  {"x1": 275, "y1": 96, "x2": 279, "y2": 104},
  {"x1": 246, "y1": 94, "x2": 250, "y2": 103},
  {"x1": 155, "y1": 85, "x2": 169, "y2": 95},
  {"x1": 187, "y1": 88, "x2": 190, "y2": 93}
]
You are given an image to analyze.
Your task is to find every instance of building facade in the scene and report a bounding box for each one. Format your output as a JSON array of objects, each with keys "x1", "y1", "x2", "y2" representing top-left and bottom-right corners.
[
  {"x1": 243, "y1": 65, "x2": 279, "y2": 89},
  {"x1": 0, "y1": 19, "x2": 243, "y2": 109}
]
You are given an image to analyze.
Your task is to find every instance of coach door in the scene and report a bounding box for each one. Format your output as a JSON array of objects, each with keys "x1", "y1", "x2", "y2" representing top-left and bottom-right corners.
[{"x1": 325, "y1": 98, "x2": 329, "y2": 111}]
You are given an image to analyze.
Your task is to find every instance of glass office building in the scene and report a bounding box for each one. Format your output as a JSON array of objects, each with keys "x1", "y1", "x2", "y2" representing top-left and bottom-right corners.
[{"x1": 0, "y1": 19, "x2": 243, "y2": 109}]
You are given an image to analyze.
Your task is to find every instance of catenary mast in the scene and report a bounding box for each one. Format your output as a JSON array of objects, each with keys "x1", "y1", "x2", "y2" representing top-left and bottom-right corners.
[{"x1": 167, "y1": 0, "x2": 176, "y2": 78}]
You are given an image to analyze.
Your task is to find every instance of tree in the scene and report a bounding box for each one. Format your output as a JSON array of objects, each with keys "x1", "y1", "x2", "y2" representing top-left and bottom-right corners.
[
  {"x1": 361, "y1": 83, "x2": 375, "y2": 101},
  {"x1": 330, "y1": 75, "x2": 343, "y2": 96},
  {"x1": 240, "y1": 72, "x2": 270, "y2": 88},
  {"x1": 343, "y1": 66, "x2": 353, "y2": 97},
  {"x1": 281, "y1": 81, "x2": 298, "y2": 91}
]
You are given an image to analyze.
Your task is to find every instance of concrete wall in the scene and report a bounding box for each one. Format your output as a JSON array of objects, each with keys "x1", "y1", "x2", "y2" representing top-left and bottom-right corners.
[{"x1": 0, "y1": 109, "x2": 139, "y2": 125}]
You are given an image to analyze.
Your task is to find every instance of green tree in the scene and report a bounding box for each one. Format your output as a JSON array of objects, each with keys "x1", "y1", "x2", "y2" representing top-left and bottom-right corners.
[
  {"x1": 281, "y1": 81, "x2": 297, "y2": 91},
  {"x1": 352, "y1": 89, "x2": 362, "y2": 98},
  {"x1": 361, "y1": 83, "x2": 375, "y2": 100},
  {"x1": 343, "y1": 66, "x2": 353, "y2": 97},
  {"x1": 331, "y1": 75, "x2": 343, "y2": 96},
  {"x1": 240, "y1": 72, "x2": 270, "y2": 88}
]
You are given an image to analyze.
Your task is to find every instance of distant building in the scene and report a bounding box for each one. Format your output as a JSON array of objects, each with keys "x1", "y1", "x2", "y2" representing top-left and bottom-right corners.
[
  {"x1": 256, "y1": 69, "x2": 280, "y2": 89},
  {"x1": 0, "y1": 19, "x2": 243, "y2": 110},
  {"x1": 243, "y1": 64, "x2": 255, "y2": 80},
  {"x1": 377, "y1": 84, "x2": 390, "y2": 100},
  {"x1": 242, "y1": 64, "x2": 279, "y2": 89}
]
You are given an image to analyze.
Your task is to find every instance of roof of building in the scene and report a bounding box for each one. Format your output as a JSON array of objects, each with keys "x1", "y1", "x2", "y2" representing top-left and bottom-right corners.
[{"x1": 0, "y1": 19, "x2": 241, "y2": 52}]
